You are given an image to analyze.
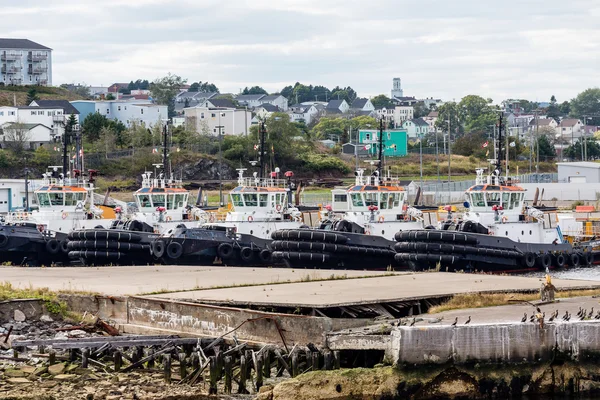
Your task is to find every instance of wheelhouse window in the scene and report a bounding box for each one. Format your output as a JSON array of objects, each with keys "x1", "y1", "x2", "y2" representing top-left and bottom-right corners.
[
  {"x1": 48, "y1": 192, "x2": 64, "y2": 206},
  {"x1": 175, "y1": 194, "x2": 186, "y2": 208},
  {"x1": 65, "y1": 192, "x2": 85, "y2": 206},
  {"x1": 380, "y1": 193, "x2": 389, "y2": 210},
  {"x1": 485, "y1": 192, "x2": 501, "y2": 207},
  {"x1": 138, "y1": 195, "x2": 151, "y2": 207},
  {"x1": 364, "y1": 192, "x2": 378, "y2": 207},
  {"x1": 167, "y1": 194, "x2": 175, "y2": 210},
  {"x1": 37, "y1": 193, "x2": 50, "y2": 207},
  {"x1": 351, "y1": 193, "x2": 364, "y2": 207},
  {"x1": 502, "y1": 193, "x2": 511, "y2": 209},
  {"x1": 470, "y1": 193, "x2": 485, "y2": 207},
  {"x1": 231, "y1": 194, "x2": 244, "y2": 207},
  {"x1": 244, "y1": 193, "x2": 258, "y2": 207},
  {"x1": 152, "y1": 194, "x2": 165, "y2": 207},
  {"x1": 259, "y1": 194, "x2": 268, "y2": 207}
]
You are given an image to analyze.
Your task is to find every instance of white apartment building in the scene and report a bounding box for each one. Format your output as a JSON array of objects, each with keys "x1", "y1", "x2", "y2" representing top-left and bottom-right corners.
[
  {"x1": 393, "y1": 106, "x2": 414, "y2": 126},
  {"x1": 70, "y1": 100, "x2": 167, "y2": 128},
  {"x1": 184, "y1": 107, "x2": 252, "y2": 136},
  {"x1": 0, "y1": 38, "x2": 52, "y2": 86}
]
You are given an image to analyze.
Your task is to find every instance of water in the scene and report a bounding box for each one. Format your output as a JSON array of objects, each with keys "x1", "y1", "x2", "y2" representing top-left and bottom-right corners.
[{"x1": 524, "y1": 265, "x2": 600, "y2": 281}]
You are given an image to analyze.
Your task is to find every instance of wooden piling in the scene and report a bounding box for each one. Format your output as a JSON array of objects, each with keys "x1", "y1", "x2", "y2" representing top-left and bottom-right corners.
[
  {"x1": 37, "y1": 345, "x2": 45, "y2": 354},
  {"x1": 209, "y1": 356, "x2": 217, "y2": 394},
  {"x1": 224, "y1": 356, "x2": 233, "y2": 394},
  {"x1": 255, "y1": 353, "x2": 264, "y2": 391},
  {"x1": 239, "y1": 355, "x2": 248, "y2": 394},
  {"x1": 191, "y1": 353, "x2": 199, "y2": 370},
  {"x1": 114, "y1": 351, "x2": 122, "y2": 372},
  {"x1": 312, "y1": 352, "x2": 319, "y2": 371},
  {"x1": 291, "y1": 352, "x2": 299, "y2": 377},
  {"x1": 48, "y1": 350, "x2": 56, "y2": 366},
  {"x1": 69, "y1": 348, "x2": 77, "y2": 362},
  {"x1": 324, "y1": 351, "x2": 333, "y2": 370},
  {"x1": 147, "y1": 349, "x2": 155, "y2": 369},
  {"x1": 163, "y1": 354, "x2": 171, "y2": 384},
  {"x1": 263, "y1": 348, "x2": 271, "y2": 378},
  {"x1": 333, "y1": 350, "x2": 340, "y2": 369},
  {"x1": 179, "y1": 353, "x2": 187, "y2": 380},
  {"x1": 82, "y1": 348, "x2": 90, "y2": 369}
]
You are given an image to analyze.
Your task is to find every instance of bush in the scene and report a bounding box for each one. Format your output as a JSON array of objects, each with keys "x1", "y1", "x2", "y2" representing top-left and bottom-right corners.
[{"x1": 299, "y1": 153, "x2": 351, "y2": 174}]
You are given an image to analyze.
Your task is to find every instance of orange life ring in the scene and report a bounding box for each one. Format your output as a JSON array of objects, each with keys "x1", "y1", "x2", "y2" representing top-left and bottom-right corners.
[
  {"x1": 404, "y1": 215, "x2": 410, "y2": 221},
  {"x1": 166, "y1": 216, "x2": 172, "y2": 222},
  {"x1": 248, "y1": 215, "x2": 254, "y2": 222},
  {"x1": 501, "y1": 216, "x2": 508, "y2": 223},
  {"x1": 61, "y1": 212, "x2": 68, "y2": 220},
  {"x1": 276, "y1": 204, "x2": 282, "y2": 212},
  {"x1": 378, "y1": 216, "x2": 385, "y2": 223}
]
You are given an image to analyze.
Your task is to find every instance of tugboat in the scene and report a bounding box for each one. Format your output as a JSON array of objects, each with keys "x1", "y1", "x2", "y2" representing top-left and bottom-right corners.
[
  {"x1": 0, "y1": 221, "x2": 67, "y2": 266},
  {"x1": 152, "y1": 122, "x2": 306, "y2": 266},
  {"x1": 394, "y1": 114, "x2": 591, "y2": 273}
]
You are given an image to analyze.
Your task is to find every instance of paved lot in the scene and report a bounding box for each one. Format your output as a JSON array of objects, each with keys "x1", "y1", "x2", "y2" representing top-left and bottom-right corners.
[
  {"x1": 422, "y1": 296, "x2": 600, "y2": 327},
  {"x1": 152, "y1": 272, "x2": 600, "y2": 307},
  {"x1": 0, "y1": 266, "x2": 392, "y2": 296}
]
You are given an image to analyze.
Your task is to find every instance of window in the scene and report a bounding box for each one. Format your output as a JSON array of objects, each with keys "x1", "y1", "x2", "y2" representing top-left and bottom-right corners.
[
  {"x1": 118, "y1": 106, "x2": 121, "y2": 111},
  {"x1": 259, "y1": 194, "x2": 268, "y2": 207},
  {"x1": 31, "y1": 111, "x2": 36, "y2": 115},
  {"x1": 37, "y1": 193, "x2": 50, "y2": 207},
  {"x1": 106, "y1": 108, "x2": 110, "y2": 114},
  {"x1": 138, "y1": 195, "x2": 151, "y2": 208},
  {"x1": 485, "y1": 192, "x2": 501, "y2": 207},
  {"x1": 231, "y1": 194, "x2": 244, "y2": 207},
  {"x1": 151, "y1": 194, "x2": 165, "y2": 207},
  {"x1": 0, "y1": 112, "x2": 3, "y2": 116},
  {"x1": 167, "y1": 195, "x2": 175, "y2": 210},
  {"x1": 471, "y1": 193, "x2": 485, "y2": 207},
  {"x1": 502, "y1": 193, "x2": 511, "y2": 209},
  {"x1": 333, "y1": 194, "x2": 347, "y2": 203},
  {"x1": 64, "y1": 192, "x2": 82, "y2": 206},
  {"x1": 175, "y1": 194, "x2": 186, "y2": 208},
  {"x1": 244, "y1": 193, "x2": 258, "y2": 207},
  {"x1": 211, "y1": 113, "x2": 216, "y2": 118},
  {"x1": 364, "y1": 193, "x2": 378, "y2": 207},
  {"x1": 48, "y1": 192, "x2": 64, "y2": 206},
  {"x1": 365, "y1": 133, "x2": 370, "y2": 141},
  {"x1": 141, "y1": 109, "x2": 144, "y2": 114},
  {"x1": 380, "y1": 193, "x2": 389, "y2": 209},
  {"x1": 9, "y1": 111, "x2": 14, "y2": 116},
  {"x1": 201, "y1": 113, "x2": 205, "y2": 119}
]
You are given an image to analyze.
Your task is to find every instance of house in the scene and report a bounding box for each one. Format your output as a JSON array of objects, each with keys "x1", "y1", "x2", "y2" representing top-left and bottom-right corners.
[
  {"x1": 528, "y1": 118, "x2": 558, "y2": 133},
  {"x1": 0, "y1": 38, "x2": 52, "y2": 86},
  {"x1": 423, "y1": 111, "x2": 440, "y2": 133},
  {"x1": 325, "y1": 99, "x2": 349, "y2": 114},
  {"x1": 184, "y1": 107, "x2": 252, "y2": 136},
  {"x1": 401, "y1": 118, "x2": 430, "y2": 139},
  {"x1": 357, "y1": 128, "x2": 408, "y2": 157},
  {"x1": 287, "y1": 104, "x2": 319, "y2": 125},
  {"x1": 29, "y1": 100, "x2": 80, "y2": 123},
  {"x1": 0, "y1": 122, "x2": 53, "y2": 149},
  {"x1": 107, "y1": 83, "x2": 129, "y2": 93},
  {"x1": 557, "y1": 162, "x2": 600, "y2": 183},
  {"x1": 70, "y1": 100, "x2": 168, "y2": 128},
  {"x1": 234, "y1": 94, "x2": 268, "y2": 109},
  {"x1": 201, "y1": 98, "x2": 237, "y2": 109},
  {"x1": 393, "y1": 106, "x2": 414, "y2": 126},
  {"x1": 420, "y1": 97, "x2": 444, "y2": 109},
  {"x1": 392, "y1": 96, "x2": 418, "y2": 106},
  {"x1": 254, "y1": 104, "x2": 280, "y2": 121},
  {"x1": 350, "y1": 98, "x2": 375, "y2": 113},
  {"x1": 174, "y1": 92, "x2": 217, "y2": 114},
  {"x1": 0, "y1": 105, "x2": 73, "y2": 141},
  {"x1": 557, "y1": 119, "x2": 584, "y2": 140},
  {"x1": 375, "y1": 107, "x2": 395, "y2": 126},
  {"x1": 259, "y1": 95, "x2": 288, "y2": 111}
]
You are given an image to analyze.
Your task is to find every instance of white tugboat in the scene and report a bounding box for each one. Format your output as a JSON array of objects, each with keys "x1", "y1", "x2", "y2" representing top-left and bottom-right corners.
[{"x1": 394, "y1": 115, "x2": 591, "y2": 272}]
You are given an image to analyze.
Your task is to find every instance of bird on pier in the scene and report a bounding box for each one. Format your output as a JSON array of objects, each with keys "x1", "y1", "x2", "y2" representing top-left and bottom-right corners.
[
  {"x1": 548, "y1": 310, "x2": 558, "y2": 322},
  {"x1": 451, "y1": 317, "x2": 458, "y2": 327},
  {"x1": 464, "y1": 316, "x2": 471, "y2": 325},
  {"x1": 410, "y1": 318, "x2": 416, "y2": 327},
  {"x1": 565, "y1": 312, "x2": 571, "y2": 321},
  {"x1": 521, "y1": 313, "x2": 527, "y2": 323},
  {"x1": 562, "y1": 311, "x2": 569, "y2": 321},
  {"x1": 588, "y1": 307, "x2": 594, "y2": 319},
  {"x1": 577, "y1": 307, "x2": 584, "y2": 317},
  {"x1": 529, "y1": 314, "x2": 536, "y2": 322},
  {"x1": 595, "y1": 310, "x2": 600, "y2": 320}
]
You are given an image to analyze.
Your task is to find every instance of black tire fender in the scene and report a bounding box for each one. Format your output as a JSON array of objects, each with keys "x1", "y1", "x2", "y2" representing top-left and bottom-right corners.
[
  {"x1": 217, "y1": 243, "x2": 234, "y2": 259},
  {"x1": 153, "y1": 240, "x2": 166, "y2": 258},
  {"x1": 46, "y1": 239, "x2": 60, "y2": 255},
  {"x1": 555, "y1": 253, "x2": 566, "y2": 268},
  {"x1": 0, "y1": 233, "x2": 8, "y2": 248},
  {"x1": 240, "y1": 247, "x2": 254, "y2": 261},
  {"x1": 259, "y1": 249, "x2": 272, "y2": 263},
  {"x1": 570, "y1": 253, "x2": 580, "y2": 267},
  {"x1": 523, "y1": 252, "x2": 536, "y2": 268},
  {"x1": 166, "y1": 242, "x2": 183, "y2": 259}
]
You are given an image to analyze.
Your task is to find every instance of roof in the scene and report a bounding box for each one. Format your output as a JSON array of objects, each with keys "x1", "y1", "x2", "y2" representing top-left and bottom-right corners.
[
  {"x1": 529, "y1": 118, "x2": 555, "y2": 126},
  {"x1": 257, "y1": 103, "x2": 279, "y2": 112},
  {"x1": 427, "y1": 111, "x2": 439, "y2": 118},
  {"x1": 556, "y1": 162, "x2": 600, "y2": 169},
  {"x1": 351, "y1": 98, "x2": 368, "y2": 109},
  {"x1": 559, "y1": 118, "x2": 581, "y2": 127},
  {"x1": 325, "y1": 108, "x2": 342, "y2": 114},
  {"x1": 466, "y1": 184, "x2": 525, "y2": 192},
  {"x1": 326, "y1": 99, "x2": 345, "y2": 109},
  {"x1": 17, "y1": 106, "x2": 63, "y2": 110},
  {"x1": 411, "y1": 118, "x2": 429, "y2": 126},
  {"x1": 235, "y1": 94, "x2": 266, "y2": 101},
  {"x1": 207, "y1": 98, "x2": 236, "y2": 108},
  {"x1": 261, "y1": 95, "x2": 282, "y2": 101},
  {"x1": 0, "y1": 38, "x2": 51, "y2": 50},
  {"x1": 33, "y1": 100, "x2": 80, "y2": 115},
  {"x1": 3, "y1": 123, "x2": 50, "y2": 130}
]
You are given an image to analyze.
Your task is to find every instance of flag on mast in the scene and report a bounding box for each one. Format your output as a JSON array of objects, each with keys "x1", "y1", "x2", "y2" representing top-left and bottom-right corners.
[{"x1": 482, "y1": 141, "x2": 489, "y2": 148}]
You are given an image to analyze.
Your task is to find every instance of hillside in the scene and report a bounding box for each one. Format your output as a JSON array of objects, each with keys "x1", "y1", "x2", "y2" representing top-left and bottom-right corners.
[{"x1": 0, "y1": 85, "x2": 86, "y2": 107}]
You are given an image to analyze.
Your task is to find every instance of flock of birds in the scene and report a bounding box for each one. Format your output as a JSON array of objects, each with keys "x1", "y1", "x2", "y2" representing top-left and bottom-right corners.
[{"x1": 520, "y1": 306, "x2": 600, "y2": 324}]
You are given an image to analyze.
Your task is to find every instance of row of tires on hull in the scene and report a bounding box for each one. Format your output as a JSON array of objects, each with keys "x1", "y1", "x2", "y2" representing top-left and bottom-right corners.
[
  {"x1": 67, "y1": 230, "x2": 149, "y2": 263},
  {"x1": 270, "y1": 229, "x2": 394, "y2": 266},
  {"x1": 393, "y1": 230, "x2": 594, "y2": 271}
]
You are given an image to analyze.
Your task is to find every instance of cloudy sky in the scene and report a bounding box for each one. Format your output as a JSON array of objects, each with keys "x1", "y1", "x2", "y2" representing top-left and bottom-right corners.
[{"x1": 4, "y1": 0, "x2": 599, "y2": 103}]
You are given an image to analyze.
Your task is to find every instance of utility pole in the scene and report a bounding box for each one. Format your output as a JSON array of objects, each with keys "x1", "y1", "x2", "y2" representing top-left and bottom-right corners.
[
  {"x1": 419, "y1": 129, "x2": 423, "y2": 205},
  {"x1": 447, "y1": 111, "x2": 451, "y2": 203},
  {"x1": 162, "y1": 121, "x2": 169, "y2": 179},
  {"x1": 377, "y1": 118, "x2": 384, "y2": 177},
  {"x1": 216, "y1": 112, "x2": 225, "y2": 206},
  {"x1": 259, "y1": 121, "x2": 266, "y2": 179},
  {"x1": 435, "y1": 128, "x2": 439, "y2": 204}
]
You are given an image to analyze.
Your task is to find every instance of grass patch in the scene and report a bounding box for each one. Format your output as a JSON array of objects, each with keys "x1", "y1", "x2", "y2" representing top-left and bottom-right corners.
[
  {"x1": 0, "y1": 281, "x2": 98, "y2": 320},
  {"x1": 429, "y1": 288, "x2": 600, "y2": 314}
]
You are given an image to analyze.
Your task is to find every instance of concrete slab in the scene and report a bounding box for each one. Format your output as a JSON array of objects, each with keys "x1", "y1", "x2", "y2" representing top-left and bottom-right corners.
[
  {"x1": 0, "y1": 266, "x2": 392, "y2": 296},
  {"x1": 150, "y1": 272, "x2": 600, "y2": 307}
]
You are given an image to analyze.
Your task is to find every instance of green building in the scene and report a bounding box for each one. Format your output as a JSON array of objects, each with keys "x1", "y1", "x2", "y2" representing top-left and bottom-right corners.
[{"x1": 358, "y1": 129, "x2": 408, "y2": 157}]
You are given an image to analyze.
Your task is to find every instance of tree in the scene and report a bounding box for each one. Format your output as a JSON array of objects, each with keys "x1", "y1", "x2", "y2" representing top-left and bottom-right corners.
[
  {"x1": 435, "y1": 101, "x2": 462, "y2": 136},
  {"x1": 570, "y1": 88, "x2": 600, "y2": 125},
  {"x1": 311, "y1": 117, "x2": 346, "y2": 140},
  {"x1": 413, "y1": 102, "x2": 429, "y2": 119},
  {"x1": 458, "y1": 95, "x2": 497, "y2": 133},
  {"x1": 60, "y1": 83, "x2": 91, "y2": 98},
  {"x1": 536, "y1": 134, "x2": 556, "y2": 160},
  {"x1": 330, "y1": 86, "x2": 357, "y2": 104},
  {"x1": 564, "y1": 139, "x2": 600, "y2": 160},
  {"x1": 82, "y1": 113, "x2": 110, "y2": 143},
  {"x1": 108, "y1": 119, "x2": 128, "y2": 148},
  {"x1": 150, "y1": 73, "x2": 187, "y2": 118},
  {"x1": 559, "y1": 101, "x2": 571, "y2": 116},
  {"x1": 26, "y1": 88, "x2": 39, "y2": 104},
  {"x1": 188, "y1": 82, "x2": 200, "y2": 92},
  {"x1": 370, "y1": 94, "x2": 393, "y2": 109},
  {"x1": 546, "y1": 95, "x2": 560, "y2": 122},
  {"x1": 242, "y1": 86, "x2": 268, "y2": 95},
  {"x1": 312, "y1": 85, "x2": 331, "y2": 102},
  {"x1": 292, "y1": 84, "x2": 311, "y2": 104},
  {"x1": 451, "y1": 132, "x2": 487, "y2": 158},
  {"x1": 105, "y1": 93, "x2": 116, "y2": 100},
  {"x1": 2, "y1": 121, "x2": 30, "y2": 153},
  {"x1": 280, "y1": 85, "x2": 294, "y2": 101},
  {"x1": 249, "y1": 112, "x2": 302, "y2": 165},
  {"x1": 516, "y1": 99, "x2": 538, "y2": 113}
]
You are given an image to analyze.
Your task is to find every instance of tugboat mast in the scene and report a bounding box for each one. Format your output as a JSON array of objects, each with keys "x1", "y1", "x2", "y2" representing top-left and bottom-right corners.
[
  {"x1": 496, "y1": 112, "x2": 503, "y2": 177},
  {"x1": 377, "y1": 118, "x2": 385, "y2": 178},
  {"x1": 259, "y1": 121, "x2": 266, "y2": 180},
  {"x1": 162, "y1": 121, "x2": 169, "y2": 180}
]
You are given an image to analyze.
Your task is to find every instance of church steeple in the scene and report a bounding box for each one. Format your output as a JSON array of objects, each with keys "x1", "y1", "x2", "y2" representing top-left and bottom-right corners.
[{"x1": 391, "y1": 77, "x2": 403, "y2": 98}]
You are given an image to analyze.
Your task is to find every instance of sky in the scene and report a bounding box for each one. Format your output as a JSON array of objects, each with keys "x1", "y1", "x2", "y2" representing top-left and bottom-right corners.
[{"x1": 3, "y1": 0, "x2": 599, "y2": 103}]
